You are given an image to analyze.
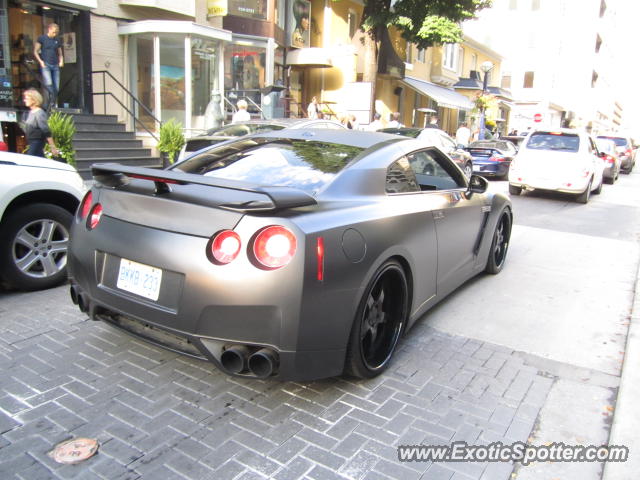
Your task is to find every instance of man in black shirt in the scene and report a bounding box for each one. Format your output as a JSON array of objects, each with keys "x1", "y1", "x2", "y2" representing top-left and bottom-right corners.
[{"x1": 34, "y1": 23, "x2": 63, "y2": 109}]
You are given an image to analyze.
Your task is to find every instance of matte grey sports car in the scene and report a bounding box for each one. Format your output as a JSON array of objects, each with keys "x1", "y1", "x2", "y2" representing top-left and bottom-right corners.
[{"x1": 68, "y1": 129, "x2": 512, "y2": 381}]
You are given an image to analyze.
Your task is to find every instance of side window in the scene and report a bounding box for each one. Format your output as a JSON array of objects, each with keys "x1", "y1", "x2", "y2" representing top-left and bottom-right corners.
[
  {"x1": 407, "y1": 150, "x2": 465, "y2": 191},
  {"x1": 386, "y1": 157, "x2": 420, "y2": 194},
  {"x1": 439, "y1": 133, "x2": 456, "y2": 153}
]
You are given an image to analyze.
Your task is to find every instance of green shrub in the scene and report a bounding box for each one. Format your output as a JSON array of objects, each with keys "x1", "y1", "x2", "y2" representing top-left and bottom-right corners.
[
  {"x1": 46, "y1": 111, "x2": 76, "y2": 167},
  {"x1": 157, "y1": 119, "x2": 186, "y2": 164}
]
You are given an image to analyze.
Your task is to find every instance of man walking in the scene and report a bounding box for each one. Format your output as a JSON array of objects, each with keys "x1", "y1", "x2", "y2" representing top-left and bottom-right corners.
[{"x1": 34, "y1": 23, "x2": 63, "y2": 109}]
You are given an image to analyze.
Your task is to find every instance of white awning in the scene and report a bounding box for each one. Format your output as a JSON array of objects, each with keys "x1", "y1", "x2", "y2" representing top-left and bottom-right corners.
[
  {"x1": 402, "y1": 76, "x2": 473, "y2": 111},
  {"x1": 286, "y1": 48, "x2": 333, "y2": 68},
  {"x1": 118, "y1": 21, "x2": 232, "y2": 42},
  {"x1": 120, "y1": 0, "x2": 195, "y2": 17}
]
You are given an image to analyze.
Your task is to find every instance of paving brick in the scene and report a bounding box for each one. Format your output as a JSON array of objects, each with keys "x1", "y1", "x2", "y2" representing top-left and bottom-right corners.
[
  {"x1": 302, "y1": 445, "x2": 346, "y2": 470},
  {"x1": 273, "y1": 456, "x2": 314, "y2": 480},
  {"x1": 374, "y1": 458, "x2": 422, "y2": 480},
  {"x1": 422, "y1": 463, "x2": 455, "y2": 479},
  {"x1": 335, "y1": 431, "x2": 370, "y2": 458},
  {"x1": 235, "y1": 449, "x2": 281, "y2": 475}
]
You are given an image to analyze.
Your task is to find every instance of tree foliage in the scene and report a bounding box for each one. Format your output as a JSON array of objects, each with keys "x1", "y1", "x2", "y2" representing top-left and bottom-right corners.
[{"x1": 360, "y1": 0, "x2": 492, "y2": 48}]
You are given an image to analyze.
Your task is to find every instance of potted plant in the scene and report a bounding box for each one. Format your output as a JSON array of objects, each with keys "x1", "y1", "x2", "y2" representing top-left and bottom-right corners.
[
  {"x1": 46, "y1": 111, "x2": 76, "y2": 167},
  {"x1": 157, "y1": 119, "x2": 186, "y2": 167}
]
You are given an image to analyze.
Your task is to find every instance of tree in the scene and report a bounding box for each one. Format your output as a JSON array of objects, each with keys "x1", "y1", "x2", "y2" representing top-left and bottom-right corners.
[{"x1": 356, "y1": 0, "x2": 492, "y2": 111}]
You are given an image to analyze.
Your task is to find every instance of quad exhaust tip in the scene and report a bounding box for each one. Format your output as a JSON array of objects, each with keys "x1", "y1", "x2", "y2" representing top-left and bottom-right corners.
[{"x1": 220, "y1": 344, "x2": 279, "y2": 378}]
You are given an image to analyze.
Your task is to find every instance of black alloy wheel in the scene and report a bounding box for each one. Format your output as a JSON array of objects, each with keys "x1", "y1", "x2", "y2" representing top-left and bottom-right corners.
[
  {"x1": 485, "y1": 211, "x2": 512, "y2": 274},
  {"x1": 345, "y1": 260, "x2": 408, "y2": 378}
]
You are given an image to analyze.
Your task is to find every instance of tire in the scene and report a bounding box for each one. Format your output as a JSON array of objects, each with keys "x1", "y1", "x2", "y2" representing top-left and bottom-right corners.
[
  {"x1": 485, "y1": 211, "x2": 512, "y2": 274},
  {"x1": 0, "y1": 203, "x2": 73, "y2": 290},
  {"x1": 344, "y1": 259, "x2": 408, "y2": 378},
  {"x1": 576, "y1": 179, "x2": 592, "y2": 204},
  {"x1": 464, "y1": 163, "x2": 473, "y2": 178},
  {"x1": 593, "y1": 177, "x2": 603, "y2": 194},
  {"x1": 508, "y1": 184, "x2": 522, "y2": 195}
]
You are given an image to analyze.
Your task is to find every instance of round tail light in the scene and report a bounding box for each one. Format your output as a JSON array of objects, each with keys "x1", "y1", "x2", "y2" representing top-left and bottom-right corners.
[
  {"x1": 88, "y1": 204, "x2": 102, "y2": 230},
  {"x1": 253, "y1": 226, "x2": 297, "y2": 269},
  {"x1": 79, "y1": 191, "x2": 93, "y2": 220},
  {"x1": 210, "y1": 230, "x2": 241, "y2": 264}
]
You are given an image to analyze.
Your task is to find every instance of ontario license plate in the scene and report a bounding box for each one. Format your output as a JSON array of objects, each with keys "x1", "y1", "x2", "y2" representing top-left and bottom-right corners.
[{"x1": 116, "y1": 258, "x2": 162, "y2": 301}]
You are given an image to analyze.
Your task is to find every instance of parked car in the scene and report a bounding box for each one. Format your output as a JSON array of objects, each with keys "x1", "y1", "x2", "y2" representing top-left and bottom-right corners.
[
  {"x1": 500, "y1": 135, "x2": 528, "y2": 150},
  {"x1": 595, "y1": 138, "x2": 621, "y2": 184},
  {"x1": 464, "y1": 140, "x2": 518, "y2": 179},
  {"x1": 180, "y1": 118, "x2": 347, "y2": 160},
  {"x1": 596, "y1": 134, "x2": 635, "y2": 173},
  {"x1": 508, "y1": 128, "x2": 605, "y2": 204},
  {"x1": 0, "y1": 152, "x2": 85, "y2": 290},
  {"x1": 68, "y1": 129, "x2": 512, "y2": 381},
  {"x1": 379, "y1": 127, "x2": 474, "y2": 177}
]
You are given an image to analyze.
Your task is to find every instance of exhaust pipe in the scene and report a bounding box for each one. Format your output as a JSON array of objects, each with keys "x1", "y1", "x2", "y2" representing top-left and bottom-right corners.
[
  {"x1": 220, "y1": 345, "x2": 250, "y2": 374},
  {"x1": 69, "y1": 285, "x2": 79, "y2": 305},
  {"x1": 248, "y1": 348, "x2": 279, "y2": 378}
]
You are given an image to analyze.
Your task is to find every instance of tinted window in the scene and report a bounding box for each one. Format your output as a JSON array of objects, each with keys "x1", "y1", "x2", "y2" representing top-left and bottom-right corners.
[
  {"x1": 208, "y1": 124, "x2": 286, "y2": 136},
  {"x1": 597, "y1": 136, "x2": 628, "y2": 147},
  {"x1": 407, "y1": 150, "x2": 465, "y2": 190},
  {"x1": 177, "y1": 138, "x2": 364, "y2": 194},
  {"x1": 596, "y1": 139, "x2": 615, "y2": 154},
  {"x1": 526, "y1": 132, "x2": 580, "y2": 152},
  {"x1": 386, "y1": 158, "x2": 419, "y2": 193}
]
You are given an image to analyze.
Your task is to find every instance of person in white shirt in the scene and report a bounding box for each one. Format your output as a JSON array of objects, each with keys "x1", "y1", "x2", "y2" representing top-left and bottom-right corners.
[
  {"x1": 455, "y1": 122, "x2": 472, "y2": 146},
  {"x1": 387, "y1": 112, "x2": 404, "y2": 128},
  {"x1": 368, "y1": 112, "x2": 384, "y2": 131},
  {"x1": 232, "y1": 99, "x2": 251, "y2": 123},
  {"x1": 307, "y1": 96, "x2": 320, "y2": 119}
]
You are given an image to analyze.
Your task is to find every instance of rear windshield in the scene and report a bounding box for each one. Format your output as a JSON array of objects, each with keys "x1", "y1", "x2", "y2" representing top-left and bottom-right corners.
[
  {"x1": 175, "y1": 138, "x2": 364, "y2": 194},
  {"x1": 597, "y1": 136, "x2": 627, "y2": 147},
  {"x1": 595, "y1": 140, "x2": 615, "y2": 154},
  {"x1": 526, "y1": 132, "x2": 579, "y2": 152}
]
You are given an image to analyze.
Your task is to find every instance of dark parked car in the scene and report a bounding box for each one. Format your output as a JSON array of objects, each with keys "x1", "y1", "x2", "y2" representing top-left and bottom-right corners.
[
  {"x1": 68, "y1": 130, "x2": 512, "y2": 381},
  {"x1": 180, "y1": 118, "x2": 346, "y2": 159},
  {"x1": 596, "y1": 135, "x2": 635, "y2": 173},
  {"x1": 595, "y1": 138, "x2": 621, "y2": 184},
  {"x1": 379, "y1": 127, "x2": 474, "y2": 177},
  {"x1": 465, "y1": 140, "x2": 518, "y2": 179}
]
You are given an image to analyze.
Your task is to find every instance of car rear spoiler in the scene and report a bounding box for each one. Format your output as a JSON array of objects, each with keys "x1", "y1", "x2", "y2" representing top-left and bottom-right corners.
[{"x1": 91, "y1": 163, "x2": 317, "y2": 211}]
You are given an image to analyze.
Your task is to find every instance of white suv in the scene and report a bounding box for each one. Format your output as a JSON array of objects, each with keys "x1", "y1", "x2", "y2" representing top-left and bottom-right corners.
[
  {"x1": 0, "y1": 153, "x2": 85, "y2": 290},
  {"x1": 508, "y1": 128, "x2": 605, "y2": 204}
]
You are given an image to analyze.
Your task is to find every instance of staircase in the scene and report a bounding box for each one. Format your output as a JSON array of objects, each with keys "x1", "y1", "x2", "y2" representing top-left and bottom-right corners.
[{"x1": 71, "y1": 113, "x2": 162, "y2": 180}]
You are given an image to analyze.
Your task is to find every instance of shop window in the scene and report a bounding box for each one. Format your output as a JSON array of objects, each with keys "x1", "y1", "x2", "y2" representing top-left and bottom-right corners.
[
  {"x1": 224, "y1": 44, "x2": 266, "y2": 112},
  {"x1": 523, "y1": 71, "x2": 534, "y2": 88}
]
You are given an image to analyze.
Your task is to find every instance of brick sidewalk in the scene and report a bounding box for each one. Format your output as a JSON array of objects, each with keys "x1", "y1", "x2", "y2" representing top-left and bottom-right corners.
[{"x1": 0, "y1": 285, "x2": 552, "y2": 480}]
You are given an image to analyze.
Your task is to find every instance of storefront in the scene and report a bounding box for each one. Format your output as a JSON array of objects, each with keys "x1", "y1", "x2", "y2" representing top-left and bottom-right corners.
[
  {"x1": 2, "y1": 0, "x2": 93, "y2": 151},
  {"x1": 119, "y1": 21, "x2": 231, "y2": 135}
]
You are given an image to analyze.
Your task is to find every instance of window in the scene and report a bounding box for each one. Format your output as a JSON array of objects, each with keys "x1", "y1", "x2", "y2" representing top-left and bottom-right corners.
[
  {"x1": 417, "y1": 48, "x2": 425, "y2": 63},
  {"x1": 407, "y1": 150, "x2": 465, "y2": 190},
  {"x1": 509, "y1": 0, "x2": 518, "y2": 9},
  {"x1": 470, "y1": 54, "x2": 477, "y2": 73},
  {"x1": 386, "y1": 158, "x2": 420, "y2": 193},
  {"x1": 592, "y1": 70, "x2": 598, "y2": 88},
  {"x1": 595, "y1": 34, "x2": 602, "y2": 53},
  {"x1": 406, "y1": 44, "x2": 412, "y2": 64},
  {"x1": 526, "y1": 132, "x2": 580, "y2": 152},
  {"x1": 600, "y1": 0, "x2": 606, "y2": 17},
  {"x1": 531, "y1": 0, "x2": 540, "y2": 10},
  {"x1": 275, "y1": 0, "x2": 286, "y2": 29},
  {"x1": 348, "y1": 10, "x2": 358, "y2": 39},
  {"x1": 523, "y1": 71, "x2": 534, "y2": 88},
  {"x1": 443, "y1": 44, "x2": 458, "y2": 70},
  {"x1": 501, "y1": 73, "x2": 512, "y2": 89}
]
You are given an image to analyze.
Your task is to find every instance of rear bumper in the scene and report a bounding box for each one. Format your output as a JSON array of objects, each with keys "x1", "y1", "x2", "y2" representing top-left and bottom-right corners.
[
  {"x1": 472, "y1": 161, "x2": 510, "y2": 177},
  {"x1": 508, "y1": 177, "x2": 590, "y2": 194}
]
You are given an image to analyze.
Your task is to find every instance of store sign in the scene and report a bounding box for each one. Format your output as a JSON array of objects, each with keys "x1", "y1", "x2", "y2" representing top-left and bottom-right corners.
[
  {"x1": 228, "y1": 0, "x2": 266, "y2": 20},
  {"x1": 207, "y1": 0, "x2": 228, "y2": 17}
]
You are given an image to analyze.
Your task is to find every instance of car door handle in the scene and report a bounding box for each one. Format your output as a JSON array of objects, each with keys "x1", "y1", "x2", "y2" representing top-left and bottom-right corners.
[{"x1": 433, "y1": 211, "x2": 445, "y2": 220}]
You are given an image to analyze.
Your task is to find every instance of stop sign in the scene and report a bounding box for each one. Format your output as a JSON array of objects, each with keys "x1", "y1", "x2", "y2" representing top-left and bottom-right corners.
[{"x1": 533, "y1": 113, "x2": 543, "y2": 122}]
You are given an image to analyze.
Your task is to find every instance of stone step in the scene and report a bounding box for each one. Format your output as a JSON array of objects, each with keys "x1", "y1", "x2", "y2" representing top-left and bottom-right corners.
[
  {"x1": 75, "y1": 148, "x2": 152, "y2": 160},
  {"x1": 75, "y1": 122, "x2": 127, "y2": 132},
  {"x1": 73, "y1": 139, "x2": 143, "y2": 149},
  {"x1": 73, "y1": 130, "x2": 137, "y2": 140},
  {"x1": 70, "y1": 114, "x2": 119, "y2": 124}
]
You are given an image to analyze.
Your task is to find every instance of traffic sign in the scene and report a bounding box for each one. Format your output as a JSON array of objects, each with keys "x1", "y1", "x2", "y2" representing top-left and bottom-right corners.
[{"x1": 534, "y1": 113, "x2": 543, "y2": 123}]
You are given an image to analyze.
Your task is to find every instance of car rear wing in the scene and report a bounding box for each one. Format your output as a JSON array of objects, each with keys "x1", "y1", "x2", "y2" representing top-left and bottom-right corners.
[{"x1": 91, "y1": 163, "x2": 317, "y2": 212}]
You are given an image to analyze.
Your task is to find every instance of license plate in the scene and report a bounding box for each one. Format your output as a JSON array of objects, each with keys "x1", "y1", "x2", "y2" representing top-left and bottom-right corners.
[{"x1": 116, "y1": 258, "x2": 162, "y2": 301}]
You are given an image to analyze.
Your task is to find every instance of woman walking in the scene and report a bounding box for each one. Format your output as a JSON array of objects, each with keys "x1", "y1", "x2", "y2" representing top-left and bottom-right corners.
[{"x1": 22, "y1": 89, "x2": 58, "y2": 158}]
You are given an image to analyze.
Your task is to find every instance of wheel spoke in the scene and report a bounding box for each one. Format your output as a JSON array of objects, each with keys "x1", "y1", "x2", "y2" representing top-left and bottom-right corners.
[
  {"x1": 40, "y1": 255, "x2": 60, "y2": 276},
  {"x1": 15, "y1": 230, "x2": 38, "y2": 248},
  {"x1": 40, "y1": 221, "x2": 56, "y2": 243},
  {"x1": 49, "y1": 239, "x2": 69, "y2": 254},
  {"x1": 15, "y1": 251, "x2": 39, "y2": 273}
]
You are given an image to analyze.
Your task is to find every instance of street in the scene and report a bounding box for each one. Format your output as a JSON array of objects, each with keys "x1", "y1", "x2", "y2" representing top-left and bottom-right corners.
[{"x1": 1, "y1": 171, "x2": 639, "y2": 480}]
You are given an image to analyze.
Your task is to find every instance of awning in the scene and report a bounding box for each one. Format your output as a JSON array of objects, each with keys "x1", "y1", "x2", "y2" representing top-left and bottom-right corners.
[
  {"x1": 286, "y1": 48, "x2": 333, "y2": 68},
  {"x1": 402, "y1": 77, "x2": 473, "y2": 111},
  {"x1": 118, "y1": 21, "x2": 232, "y2": 42}
]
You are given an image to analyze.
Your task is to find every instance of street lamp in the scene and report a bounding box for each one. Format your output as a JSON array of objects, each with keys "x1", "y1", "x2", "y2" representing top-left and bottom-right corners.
[{"x1": 478, "y1": 61, "x2": 494, "y2": 141}]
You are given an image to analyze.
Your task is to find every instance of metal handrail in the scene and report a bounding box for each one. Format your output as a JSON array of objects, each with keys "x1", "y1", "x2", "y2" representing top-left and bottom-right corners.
[
  {"x1": 91, "y1": 70, "x2": 160, "y2": 141},
  {"x1": 244, "y1": 96, "x2": 265, "y2": 119}
]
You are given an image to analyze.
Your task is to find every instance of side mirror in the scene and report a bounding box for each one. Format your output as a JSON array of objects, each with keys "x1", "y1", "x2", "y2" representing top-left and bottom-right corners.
[{"x1": 468, "y1": 174, "x2": 488, "y2": 194}]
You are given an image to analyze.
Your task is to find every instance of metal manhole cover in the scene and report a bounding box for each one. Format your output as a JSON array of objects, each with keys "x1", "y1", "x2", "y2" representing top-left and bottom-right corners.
[{"x1": 49, "y1": 437, "x2": 99, "y2": 464}]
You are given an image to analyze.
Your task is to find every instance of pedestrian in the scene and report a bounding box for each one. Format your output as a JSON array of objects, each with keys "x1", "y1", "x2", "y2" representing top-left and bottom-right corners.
[
  {"x1": 307, "y1": 96, "x2": 320, "y2": 119},
  {"x1": 455, "y1": 122, "x2": 471, "y2": 146},
  {"x1": 387, "y1": 112, "x2": 404, "y2": 128},
  {"x1": 338, "y1": 112, "x2": 354, "y2": 129},
  {"x1": 34, "y1": 23, "x2": 63, "y2": 110},
  {"x1": 429, "y1": 116, "x2": 440, "y2": 128},
  {"x1": 368, "y1": 112, "x2": 384, "y2": 131},
  {"x1": 22, "y1": 89, "x2": 59, "y2": 158},
  {"x1": 232, "y1": 99, "x2": 251, "y2": 123}
]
